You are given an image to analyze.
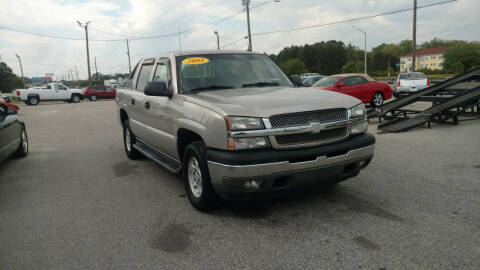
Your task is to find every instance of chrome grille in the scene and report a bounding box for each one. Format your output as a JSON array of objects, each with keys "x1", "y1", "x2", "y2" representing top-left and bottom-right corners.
[
  {"x1": 275, "y1": 127, "x2": 348, "y2": 146},
  {"x1": 269, "y1": 109, "x2": 348, "y2": 128}
]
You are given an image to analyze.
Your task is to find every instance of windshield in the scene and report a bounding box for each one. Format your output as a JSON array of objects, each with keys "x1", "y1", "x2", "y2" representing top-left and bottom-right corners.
[
  {"x1": 399, "y1": 72, "x2": 426, "y2": 79},
  {"x1": 176, "y1": 54, "x2": 292, "y2": 94},
  {"x1": 312, "y1": 76, "x2": 340, "y2": 87}
]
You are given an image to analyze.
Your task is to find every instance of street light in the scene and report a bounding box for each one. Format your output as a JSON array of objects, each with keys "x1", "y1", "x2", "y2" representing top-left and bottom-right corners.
[
  {"x1": 242, "y1": 0, "x2": 280, "y2": 52},
  {"x1": 353, "y1": 25, "x2": 367, "y2": 74},
  {"x1": 15, "y1": 54, "x2": 25, "y2": 86},
  {"x1": 214, "y1": 31, "x2": 220, "y2": 50},
  {"x1": 77, "y1": 20, "x2": 92, "y2": 80}
]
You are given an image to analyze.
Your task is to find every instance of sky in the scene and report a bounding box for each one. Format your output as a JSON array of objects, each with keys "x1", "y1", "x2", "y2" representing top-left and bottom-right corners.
[{"x1": 0, "y1": 0, "x2": 478, "y2": 79}]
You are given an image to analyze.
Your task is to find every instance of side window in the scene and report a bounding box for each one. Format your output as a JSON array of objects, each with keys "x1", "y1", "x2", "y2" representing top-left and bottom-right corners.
[
  {"x1": 356, "y1": 77, "x2": 369, "y2": 84},
  {"x1": 342, "y1": 77, "x2": 357, "y2": 86},
  {"x1": 136, "y1": 64, "x2": 154, "y2": 92},
  {"x1": 57, "y1": 84, "x2": 67, "y2": 90},
  {"x1": 124, "y1": 63, "x2": 139, "y2": 89},
  {"x1": 153, "y1": 60, "x2": 170, "y2": 89}
]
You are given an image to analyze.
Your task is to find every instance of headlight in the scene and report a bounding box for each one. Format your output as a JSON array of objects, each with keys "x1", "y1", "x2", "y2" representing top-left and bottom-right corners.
[
  {"x1": 349, "y1": 103, "x2": 366, "y2": 118},
  {"x1": 228, "y1": 137, "x2": 268, "y2": 150},
  {"x1": 226, "y1": 116, "x2": 264, "y2": 131}
]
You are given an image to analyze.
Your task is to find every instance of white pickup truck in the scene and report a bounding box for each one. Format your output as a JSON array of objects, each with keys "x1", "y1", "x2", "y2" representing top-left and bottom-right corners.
[{"x1": 13, "y1": 83, "x2": 84, "y2": 105}]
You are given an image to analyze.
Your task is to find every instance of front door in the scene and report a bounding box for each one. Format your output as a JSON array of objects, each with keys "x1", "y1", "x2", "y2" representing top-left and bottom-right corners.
[{"x1": 53, "y1": 84, "x2": 70, "y2": 99}]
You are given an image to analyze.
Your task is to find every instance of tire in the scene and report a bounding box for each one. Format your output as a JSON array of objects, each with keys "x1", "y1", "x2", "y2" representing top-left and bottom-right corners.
[
  {"x1": 28, "y1": 96, "x2": 39, "y2": 106},
  {"x1": 71, "y1": 94, "x2": 81, "y2": 103},
  {"x1": 14, "y1": 127, "x2": 28, "y2": 158},
  {"x1": 123, "y1": 120, "x2": 142, "y2": 160},
  {"x1": 371, "y1": 92, "x2": 384, "y2": 107},
  {"x1": 24, "y1": 101, "x2": 31, "y2": 105},
  {"x1": 182, "y1": 142, "x2": 223, "y2": 211},
  {"x1": 89, "y1": 95, "x2": 97, "y2": 101}
]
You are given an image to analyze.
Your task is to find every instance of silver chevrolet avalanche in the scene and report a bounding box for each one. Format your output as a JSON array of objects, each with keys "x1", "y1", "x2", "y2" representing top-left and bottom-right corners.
[{"x1": 116, "y1": 50, "x2": 375, "y2": 211}]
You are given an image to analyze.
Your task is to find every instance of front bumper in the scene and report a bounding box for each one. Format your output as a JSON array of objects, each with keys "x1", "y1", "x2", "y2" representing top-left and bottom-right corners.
[{"x1": 207, "y1": 133, "x2": 375, "y2": 198}]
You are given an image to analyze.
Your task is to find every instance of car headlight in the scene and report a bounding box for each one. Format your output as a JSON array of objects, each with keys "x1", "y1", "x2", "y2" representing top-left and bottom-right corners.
[
  {"x1": 226, "y1": 116, "x2": 264, "y2": 131},
  {"x1": 349, "y1": 103, "x2": 366, "y2": 118},
  {"x1": 228, "y1": 137, "x2": 268, "y2": 150}
]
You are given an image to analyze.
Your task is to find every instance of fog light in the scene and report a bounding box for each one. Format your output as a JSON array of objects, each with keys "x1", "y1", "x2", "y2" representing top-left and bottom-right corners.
[
  {"x1": 244, "y1": 180, "x2": 263, "y2": 189},
  {"x1": 351, "y1": 121, "x2": 368, "y2": 134},
  {"x1": 359, "y1": 161, "x2": 366, "y2": 167}
]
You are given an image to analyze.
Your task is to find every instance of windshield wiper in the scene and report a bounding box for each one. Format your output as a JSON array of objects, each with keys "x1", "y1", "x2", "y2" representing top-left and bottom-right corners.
[
  {"x1": 242, "y1": 81, "x2": 280, "y2": 88},
  {"x1": 188, "y1": 85, "x2": 235, "y2": 92}
]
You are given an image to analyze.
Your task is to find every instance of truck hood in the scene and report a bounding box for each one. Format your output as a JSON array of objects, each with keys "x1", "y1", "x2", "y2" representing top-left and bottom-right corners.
[{"x1": 184, "y1": 86, "x2": 361, "y2": 117}]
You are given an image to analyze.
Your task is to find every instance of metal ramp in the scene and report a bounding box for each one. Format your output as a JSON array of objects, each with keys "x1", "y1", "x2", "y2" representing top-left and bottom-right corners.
[
  {"x1": 377, "y1": 86, "x2": 480, "y2": 132},
  {"x1": 368, "y1": 68, "x2": 480, "y2": 119}
]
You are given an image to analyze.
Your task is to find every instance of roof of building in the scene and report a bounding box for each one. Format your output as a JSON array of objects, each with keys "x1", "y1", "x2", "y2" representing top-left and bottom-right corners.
[{"x1": 400, "y1": 46, "x2": 450, "y2": 58}]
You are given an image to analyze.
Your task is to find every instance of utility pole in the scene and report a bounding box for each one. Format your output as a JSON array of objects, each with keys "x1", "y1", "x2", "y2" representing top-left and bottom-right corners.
[
  {"x1": 412, "y1": 0, "x2": 417, "y2": 72},
  {"x1": 353, "y1": 26, "x2": 367, "y2": 74},
  {"x1": 214, "y1": 31, "x2": 220, "y2": 50},
  {"x1": 15, "y1": 54, "x2": 25, "y2": 86},
  {"x1": 77, "y1": 21, "x2": 92, "y2": 80},
  {"x1": 178, "y1": 26, "x2": 182, "y2": 53},
  {"x1": 242, "y1": 0, "x2": 253, "y2": 51},
  {"x1": 94, "y1": 56, "x2": 98, "y2": 74},
  {"x1": 126, "y1": 39, "x2": 132, "y2": 74}
]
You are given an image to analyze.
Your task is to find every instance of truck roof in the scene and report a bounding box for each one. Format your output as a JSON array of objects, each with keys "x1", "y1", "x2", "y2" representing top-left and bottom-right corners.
[{"x1": 141, "y1": 50, "x2": 261, "y2": 60}]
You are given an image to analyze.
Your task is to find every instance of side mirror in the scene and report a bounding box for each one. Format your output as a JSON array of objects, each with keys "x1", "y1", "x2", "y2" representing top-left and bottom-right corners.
[
  {"x1": 0, "y1": 104, "x2": 7, "y2": 122},
  {"x1": 289, "y1": 75, "x2": 304, "y2": 87},
  {"x1": 337, "y1": 83, "x2": 346, "y2": 88},
  {"x1": 144, "y1": 81, "x2": 172, "y2": 97}
]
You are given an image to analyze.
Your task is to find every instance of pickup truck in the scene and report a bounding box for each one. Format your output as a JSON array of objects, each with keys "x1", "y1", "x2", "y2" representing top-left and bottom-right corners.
[
  {"x1": 116, "y1": 50, "x2": 375, "y2": 211},
  {"x1": 13, "y1": 83, "x2": 84, "y2": 105},
  {"x1": 394, "y1": 72, "x2": 430, "y2": 97}
]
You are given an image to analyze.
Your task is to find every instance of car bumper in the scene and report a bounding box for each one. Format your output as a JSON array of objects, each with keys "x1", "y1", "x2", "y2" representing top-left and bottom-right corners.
[
  {"x1": 206, "y1": 133, "x2": 375, "y2": 199},
  {"x1": 395, "y1": 86, "x2": 428, "y2": 93}
]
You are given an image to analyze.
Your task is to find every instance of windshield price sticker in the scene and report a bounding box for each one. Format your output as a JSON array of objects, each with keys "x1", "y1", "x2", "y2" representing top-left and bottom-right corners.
[{"x1": 182, "y1": 57, "x2": 210, "y2": 65}]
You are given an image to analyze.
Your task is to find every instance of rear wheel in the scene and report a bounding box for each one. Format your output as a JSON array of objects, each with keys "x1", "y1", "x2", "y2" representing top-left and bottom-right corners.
[
  {"x1": 371, "y1": 92, "x2": 384, "y2": 107},
  {"x1": 89, "y1": 95, "x2": 97, "y2": 101},
  {"x1": 14, "y1": 127, "x2": 28, "y2": 157},
  {"x1": 28, "y1": 96, "x2": 39, "y2": 105},
  {"x1": 123, "y1": 120, "x2": 142, "y2": 160},
  {"x1": 182, "y1": 142, "x2": 223, "y2": 211}
]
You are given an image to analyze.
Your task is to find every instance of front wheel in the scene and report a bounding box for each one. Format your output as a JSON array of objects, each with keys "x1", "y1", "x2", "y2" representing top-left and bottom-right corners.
[
  {"x1": 182, "y1": 142, "x2": 223, "y2": 211},
  {"x1": 71, "y1": 95, "x2": 81, "y2": 103},
  {"x1": 371, "y1": 92, "x2": 384, "y2": 107},
  {"x1": 14, "y1": 127, "x2": 28, "y2": 157},
  {"x1": 89, "y1": 95, "x2": 97, "y2": 101}
]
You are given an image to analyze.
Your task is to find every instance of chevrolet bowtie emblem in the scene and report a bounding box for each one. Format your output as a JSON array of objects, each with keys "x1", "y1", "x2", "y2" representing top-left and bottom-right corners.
[{"x1": 310, "y1": 122, "x2": 325, "y2": 133}]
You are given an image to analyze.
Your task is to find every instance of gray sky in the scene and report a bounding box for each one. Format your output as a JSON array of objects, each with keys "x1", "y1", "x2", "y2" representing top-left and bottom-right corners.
[{"x1": 0, "y1": 0, "x2": 478, "y2": 79}]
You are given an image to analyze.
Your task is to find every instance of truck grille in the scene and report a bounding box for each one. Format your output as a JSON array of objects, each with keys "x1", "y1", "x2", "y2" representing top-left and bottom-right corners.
[
  {"x1": 275, "y1": 127, "x2": 348, "y2": 146},
  {"x1": 269, "y1": 109, "x2": 348, "y2": 128}
]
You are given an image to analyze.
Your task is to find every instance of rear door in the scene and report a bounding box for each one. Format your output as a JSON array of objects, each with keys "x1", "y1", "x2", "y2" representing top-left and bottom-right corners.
[{"x1": 128, "y1": 59, "x2": 155, "y2": 143}]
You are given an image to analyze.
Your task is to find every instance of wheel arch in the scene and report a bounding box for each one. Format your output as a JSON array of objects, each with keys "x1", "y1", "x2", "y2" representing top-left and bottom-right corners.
[{"x1": 177, "y1": 128, "x2": 205, "y2": 161}]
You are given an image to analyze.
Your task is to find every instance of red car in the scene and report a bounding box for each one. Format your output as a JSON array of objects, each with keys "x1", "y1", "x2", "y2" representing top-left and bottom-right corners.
[
  {"x1": 0, "y1": 101, "x2": 19, "y2": 111},
  {"x1": 312, "y1": 74, "x2": 393, "y2": 107},
  {"x1": 84, "y1": 85, "x2": 117, "y2": 101}
]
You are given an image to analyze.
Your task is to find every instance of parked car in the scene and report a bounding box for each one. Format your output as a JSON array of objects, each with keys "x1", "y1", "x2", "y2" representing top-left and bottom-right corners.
[
  {"x1": 301, "y1": 73, "x2": 320, "y2": 78},
  {"x1": 394, "y1": 72, "x2": 430, "y2": 97},
  {"x1": 13, "y1": 83, "x2": 84, "y2": 105},
  {"x1": 2, "y1": 95, "x2": 11, "y2": 103},
  {"x1": 0, "y1": 103, "x2": 28, "y2": 164},
  {"x1": 84, "y1": 85, "x2": 117, "y2": 101},
  {"x1": 116, "y1": 51, "x2": 375, "y2": 211},
  {"x1": 302, "y1": 75, "x2": 325, "y2": 87},
  {"x1": 312, "y1": 74, "x2": 393, "y2": 107},
  {"x1": 0, "y1": 101, "x2": 19, "y2": 111},
  {"x1": 289, "y1": 74, "x2": 304, "y2": 87}
]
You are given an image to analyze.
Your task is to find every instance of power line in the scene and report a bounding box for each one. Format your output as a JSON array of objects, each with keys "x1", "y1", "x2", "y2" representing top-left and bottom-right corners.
[
  {"x1": 252, "y1": 0, "x2": 457, "y2": 36},
  {"x1": 220, "y1": 36, "x2": 247, "y2": 48}
]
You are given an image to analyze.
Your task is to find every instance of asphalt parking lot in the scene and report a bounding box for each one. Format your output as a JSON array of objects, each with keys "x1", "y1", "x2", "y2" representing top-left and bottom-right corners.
[{"x1": 1, "y1": 101, "x2": 479, "y2": 269}]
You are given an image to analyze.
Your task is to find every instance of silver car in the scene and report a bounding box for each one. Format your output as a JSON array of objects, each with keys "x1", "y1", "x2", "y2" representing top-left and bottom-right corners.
[
  {"x1": 116, "y1": 50, "x2": 375, "y2": 211},
  {"x1": 394, "y1": 72, "x2": 430, "y2": 96}
]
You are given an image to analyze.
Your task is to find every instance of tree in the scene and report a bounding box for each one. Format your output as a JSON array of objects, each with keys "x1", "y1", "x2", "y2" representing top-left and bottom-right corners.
[
  {"x1": 443, "y1": 42, "x2": 480, "y2": 74},
  {"x1": 278, "y1": 58, "x2": 307, "y2": 76},
  {"x1": 0, "y1": 62, "x2": 24, "y2": 92}
]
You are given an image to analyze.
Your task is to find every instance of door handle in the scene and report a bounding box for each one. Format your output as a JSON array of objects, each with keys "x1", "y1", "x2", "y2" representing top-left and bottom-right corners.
[
  {"x1": 145, "y1": 102, "x2": 150, "y2": 110},
  {"x1": 131, "y1": 99, "x2": 135, "y2": 105}
]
